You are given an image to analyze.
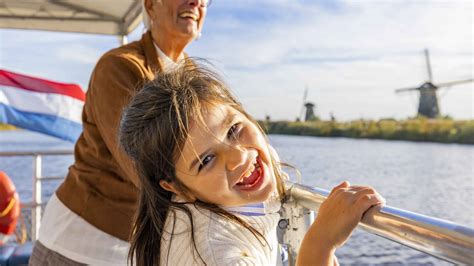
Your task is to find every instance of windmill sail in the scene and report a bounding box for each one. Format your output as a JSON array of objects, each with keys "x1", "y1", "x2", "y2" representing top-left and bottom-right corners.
[
  {"x1": 436, "y1": 79, "x2": 473, "y2": 88},
  {"x1": 299, "y1": 86, "x2": 308, "y2": 121},
  {"x1": 424, "y1": 49, "x2": 433, "y2": 83},
  {"x1": 395, "y1": 86, "x2": 422, "y2": 93}
]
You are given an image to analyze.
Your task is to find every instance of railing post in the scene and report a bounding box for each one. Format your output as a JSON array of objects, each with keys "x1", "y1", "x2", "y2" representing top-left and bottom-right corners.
[
  {"x1": 278, "y1": 194, "x2": 314, "y2": 266},
  {"x1": 32, "y1": 154, "x2": 42, "y2": 241},
  {"x1": 120, "y1": 35, "x2": 128, "y2": 45}
]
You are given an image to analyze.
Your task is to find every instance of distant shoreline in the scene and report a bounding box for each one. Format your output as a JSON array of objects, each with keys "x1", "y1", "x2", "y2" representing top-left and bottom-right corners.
[
  {"x1": 3, "y1": 119, "x2": 474, "y2": 144},
  {"x1": 260, "y1": 118, "x2": 474, "y2": 145}
]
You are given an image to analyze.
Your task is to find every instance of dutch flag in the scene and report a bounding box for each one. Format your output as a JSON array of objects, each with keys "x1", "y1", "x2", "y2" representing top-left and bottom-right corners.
[{"x1": 0, "y1": 69, "x2": 85, "y2": 142}]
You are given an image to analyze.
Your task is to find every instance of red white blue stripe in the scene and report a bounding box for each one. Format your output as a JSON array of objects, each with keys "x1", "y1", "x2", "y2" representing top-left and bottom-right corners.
[
  {"x1": 0, "y1": 69, "x2": 85, "y2": 142},
  {"x1": 225, "y1": 202, "x2": 268, "y2": 216}
]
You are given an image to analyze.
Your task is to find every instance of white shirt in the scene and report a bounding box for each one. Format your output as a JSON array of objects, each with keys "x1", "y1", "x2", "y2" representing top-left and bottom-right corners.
[
  {"x1": 161, "y1": 196, "x2": 283, "y2": 266},
  {"x1": 37, "y1": 43, "x2": 184, "y2": 265},
  {"x1": 153, "y1": 41, "x2": 184, "y2": 72},
  {"x1": 38, "y1": 194, "x2": 129, "y2": 265}
]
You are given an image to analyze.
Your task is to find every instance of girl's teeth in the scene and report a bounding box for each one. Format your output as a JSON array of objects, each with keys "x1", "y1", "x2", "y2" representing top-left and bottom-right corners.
[
  {"x1": 244, "y1": 164, "x2": 255, "y2": 178},
  {"x1": 237, "y1": 158, "x2": 261, "y2": 184}
]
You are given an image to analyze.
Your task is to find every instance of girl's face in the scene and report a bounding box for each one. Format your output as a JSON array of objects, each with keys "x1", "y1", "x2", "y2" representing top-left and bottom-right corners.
[{"x1": 167, "y1": 104, "x2": 277, "y2": 207}]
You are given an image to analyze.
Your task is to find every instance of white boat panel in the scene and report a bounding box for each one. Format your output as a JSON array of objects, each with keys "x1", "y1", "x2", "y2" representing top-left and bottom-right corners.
[{"x1": 0, "y1": 0, "x2": 142, "y2": 36}]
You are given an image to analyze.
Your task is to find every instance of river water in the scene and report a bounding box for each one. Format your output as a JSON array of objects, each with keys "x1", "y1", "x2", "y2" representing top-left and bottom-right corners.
[{"x1": 1, "y1": 131, "x2": 473, "y2": 265}]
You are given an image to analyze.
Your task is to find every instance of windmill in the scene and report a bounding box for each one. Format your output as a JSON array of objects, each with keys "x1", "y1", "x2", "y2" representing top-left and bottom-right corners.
[
  {"x1": 394, "y1": 49, "x2": 473, "y2": 118},
  {"x1": 298, "y1": 86, "x2": 317, "y2": 121}
]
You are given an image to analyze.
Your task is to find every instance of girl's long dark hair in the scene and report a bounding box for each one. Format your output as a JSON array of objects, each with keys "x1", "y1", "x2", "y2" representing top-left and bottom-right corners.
[{"x1": 119, "y1": 60, "x2": 285, "y2": 266}]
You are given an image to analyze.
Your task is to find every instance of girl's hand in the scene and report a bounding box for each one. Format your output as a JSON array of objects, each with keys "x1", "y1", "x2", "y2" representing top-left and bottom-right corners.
[
  {"x1": 311, "y1": 181, "x2": 385, "y2": 249},
  {"x1": 297, "y1": 181, "x2": 384, "y2": 265}
]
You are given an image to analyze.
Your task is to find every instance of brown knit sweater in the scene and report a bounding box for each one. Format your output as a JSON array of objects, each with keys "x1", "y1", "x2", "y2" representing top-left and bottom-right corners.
[{"x1": 56, "y1": 31, "x2": 164, "y2": 241}]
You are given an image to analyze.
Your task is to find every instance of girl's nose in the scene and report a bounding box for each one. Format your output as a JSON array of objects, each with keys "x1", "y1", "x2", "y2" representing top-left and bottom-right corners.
[{"x1": 225, "y1": 145, "x2": 247, "y2": 171}]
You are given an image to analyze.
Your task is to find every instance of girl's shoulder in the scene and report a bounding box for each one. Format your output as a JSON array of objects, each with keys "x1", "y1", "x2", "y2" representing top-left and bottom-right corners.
[
  {"x1": 161, "y1": 202, "x2": 281, "y2": 265},
  {"x1": 163, "y1": 202, "x2": 280, "y2": 236}
]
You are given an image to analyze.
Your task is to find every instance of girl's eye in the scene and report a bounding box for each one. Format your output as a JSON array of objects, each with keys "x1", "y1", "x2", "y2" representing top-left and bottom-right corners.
[
  {"x1": 227, "y1": 123, "x2": 241, "y2": 140},
  {"x1": 198, "y1": 155, "x2": 214, "y2": 172}
]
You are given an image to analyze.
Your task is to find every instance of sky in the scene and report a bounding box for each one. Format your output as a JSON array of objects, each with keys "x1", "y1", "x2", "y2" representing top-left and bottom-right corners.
[{"x1": 1, "y1": 0, "x2": 473, "y2": 121}]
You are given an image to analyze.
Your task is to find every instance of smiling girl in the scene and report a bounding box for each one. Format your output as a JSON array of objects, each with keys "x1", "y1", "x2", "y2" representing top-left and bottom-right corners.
[{"x1": 119, "y1": 61, "x2": 384, "y2": 266}]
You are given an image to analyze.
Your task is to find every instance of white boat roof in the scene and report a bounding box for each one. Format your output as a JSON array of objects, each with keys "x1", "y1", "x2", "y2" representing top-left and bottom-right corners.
[{"x1": 0, "y1": 0, "x2": 142, "y2": 36}]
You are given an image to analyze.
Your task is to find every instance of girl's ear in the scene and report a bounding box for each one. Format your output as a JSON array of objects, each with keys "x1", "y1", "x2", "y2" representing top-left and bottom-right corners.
[
  {"x1": 160, "y1": 180, "x2": 198, "y2": 202},
  {"x1": 159, "y1": 180, "x2": 181, "y2": 195}
]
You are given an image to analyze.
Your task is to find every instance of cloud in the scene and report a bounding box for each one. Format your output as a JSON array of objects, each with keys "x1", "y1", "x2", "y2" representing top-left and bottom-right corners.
[
  {"x1": 0, "y1": 29, "x2": 122, "y2": 89},
  {"x1": 57, "y1": 44, "x2": 104, "y2": 64},
  {"x1": 187, "y1": 0, "x2": 473, "y2": 120},
  {"x1": 1, "y1": 0, "x2": 472, "y2": 120}
]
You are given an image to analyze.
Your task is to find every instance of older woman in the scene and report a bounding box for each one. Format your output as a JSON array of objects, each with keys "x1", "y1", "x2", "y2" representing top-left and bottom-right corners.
[{"x1": 29, "y1": 0, "x2": 210, "y2": 265}]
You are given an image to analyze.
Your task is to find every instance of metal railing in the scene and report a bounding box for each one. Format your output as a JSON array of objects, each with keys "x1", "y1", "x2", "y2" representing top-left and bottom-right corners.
[
  {"x1": 0, "y1": 150, "x2": 74, "y2": 241},
  {"x1": 280, "y1": 181, "x2": 474, "y2": 265},
  {"x1": 1, "y1": 150, "x2": 474, "y2": 265}
]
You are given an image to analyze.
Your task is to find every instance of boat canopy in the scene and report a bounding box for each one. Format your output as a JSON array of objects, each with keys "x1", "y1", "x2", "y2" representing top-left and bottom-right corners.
[{"x1": 0, "y1": 0, "x2": 142, "y2": 36}]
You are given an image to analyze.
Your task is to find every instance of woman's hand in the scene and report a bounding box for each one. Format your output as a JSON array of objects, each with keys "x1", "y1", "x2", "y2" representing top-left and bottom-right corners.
[{"x1": 297, "y1": 181, "x2": 385, "y2": 266}]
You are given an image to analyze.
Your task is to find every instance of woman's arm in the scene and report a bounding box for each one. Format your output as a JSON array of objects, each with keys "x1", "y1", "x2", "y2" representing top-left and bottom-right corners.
[{"x1": 88, "y1": 53, "x2": 149, "y2": 187}]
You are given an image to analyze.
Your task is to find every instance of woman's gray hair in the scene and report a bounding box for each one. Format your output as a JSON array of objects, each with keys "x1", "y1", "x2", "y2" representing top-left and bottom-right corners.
[{"x1": 142, "y1": 0, "x2": 151, "y2": 30}]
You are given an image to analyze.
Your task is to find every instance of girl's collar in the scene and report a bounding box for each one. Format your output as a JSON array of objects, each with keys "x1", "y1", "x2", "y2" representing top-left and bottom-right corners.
[
  {"x1": 224, "y1": 192, "x2": 282, "y2": 216},
  {"x1": 172, "y1": 194, "x2": 281, "y2": 217}
]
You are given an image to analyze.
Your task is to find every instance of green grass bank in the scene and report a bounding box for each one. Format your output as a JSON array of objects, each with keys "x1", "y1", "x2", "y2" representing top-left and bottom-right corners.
[
  {"x1": 0, "y1": 124, "x2": 17, "y2": 130},
  {"x1": 2, "y1": 120, "x2": 473, "y2": 144},
  {"x1": 260, "y1": 118, "x2": 474, "y2": 144}
]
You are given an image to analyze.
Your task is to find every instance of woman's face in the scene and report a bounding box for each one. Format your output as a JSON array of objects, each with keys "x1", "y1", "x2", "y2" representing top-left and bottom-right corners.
[
  {"x1": 146, "y1": 0, "x2": 208, "y2": 43},
  {"x1": 168, "y1": 104, "x2": 277, "y2": 207}
]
